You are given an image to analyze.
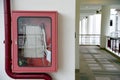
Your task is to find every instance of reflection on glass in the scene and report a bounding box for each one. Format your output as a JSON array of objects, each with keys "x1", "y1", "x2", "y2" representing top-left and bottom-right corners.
[{"x1": 17, "y1": 17, "x2": 52, "y2": 67}]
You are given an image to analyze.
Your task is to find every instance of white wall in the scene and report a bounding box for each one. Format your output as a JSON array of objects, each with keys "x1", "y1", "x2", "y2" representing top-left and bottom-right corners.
[
  {"x1": 0, "y1": 0, "x2": 14, "y2": 80},
  {"x1": 0, "y1": 0, "x2": 75, "y2": 80}
]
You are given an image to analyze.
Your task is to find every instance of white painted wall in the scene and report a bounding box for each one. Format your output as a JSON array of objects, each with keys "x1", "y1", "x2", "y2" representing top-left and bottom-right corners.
[
  {"x1": 0, "y1": 0, "x2": 14, "y2": 80},
  {"x1": 0, "y1": 0, "x2": 75, "y2": 80}
]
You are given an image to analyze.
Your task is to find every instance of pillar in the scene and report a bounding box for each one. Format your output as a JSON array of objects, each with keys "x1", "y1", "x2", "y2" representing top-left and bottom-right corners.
[
  {"x1": 86, "y1": 17, "x2": 90, "y2": 44},
  {"x1": 75, "y1": 0, "x2": 80, "y2": 70},
  {"x1": 116, "y1": 9, "x2": 120, "y2": 31},
  {"x1": 100, "y1": 6, "x2": 110, "y2": 48}
]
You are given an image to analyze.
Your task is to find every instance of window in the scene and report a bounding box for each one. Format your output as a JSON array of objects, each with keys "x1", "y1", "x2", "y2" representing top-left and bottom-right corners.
[{"x1": 79, "y1": 14, "x2": 101, "y2": 45}]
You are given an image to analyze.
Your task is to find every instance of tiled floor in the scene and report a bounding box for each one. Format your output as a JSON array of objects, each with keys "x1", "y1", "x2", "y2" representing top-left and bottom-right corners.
[{"x1": 76, "y1": 46, "x2": 120, "y2": 80}]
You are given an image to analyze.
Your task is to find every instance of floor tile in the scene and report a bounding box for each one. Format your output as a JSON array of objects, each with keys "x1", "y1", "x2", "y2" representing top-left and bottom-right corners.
[
  {"x1": 89, "y1": 66, "x2": 102, "y2": 70},
  {"x1": 99, "y1": 61, "x2": 111, "y2": 64},
  {"x1": 97, "y1": 59, "x2": 111, "y2": 63},
  {"x1": 103, "y1": 64, "x2": 115, "y2": 67},
  {"x1": 79, "y1": 46, "x2": 120, "y2": 80},
  {"x1": 97, "y1": 59, "x2": 108, "y2": 61},
  {"x1": 105, "y1": 67, "x2": 118, "y2": 71},
  {"x1": 95, "y1": 77, "x2": 111, "y2": 80},
  {"x1": 85, "y1": 59, "x2": 95, "y2": 61},
  {"x1": 88, "y1": 64, "x2": 99, "y2": 67},
  {"x1": 83, "y1": 54, "x2": 93, "y2": 58},
  {"x1": 93, "y1": 55, "x2": 103, "y2": 58},
  {"x1": 86, "y1": 60, "x2": 97, "y2": 63},
  {"x1": 115, "y1": 77, "x2": 120, "y2": 80}
]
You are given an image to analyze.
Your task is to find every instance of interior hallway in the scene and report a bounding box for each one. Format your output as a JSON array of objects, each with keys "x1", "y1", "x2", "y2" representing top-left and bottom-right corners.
[{"x1": 77, "y1": 46, "x2": 120, "y2": 80}]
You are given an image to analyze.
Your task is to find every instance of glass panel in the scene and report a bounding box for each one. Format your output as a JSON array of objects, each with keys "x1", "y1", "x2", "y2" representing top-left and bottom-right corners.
[
  {"x1": 79, "y1": 14, "x2": 101, "y2": 45},
  {"x1": 17, "y1": 17, "x2": 52, "y2": 67}
]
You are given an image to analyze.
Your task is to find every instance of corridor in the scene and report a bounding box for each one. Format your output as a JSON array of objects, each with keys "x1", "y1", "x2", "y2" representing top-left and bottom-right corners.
[{"x1": 79, "y1": 46, "x2": 120, "y2": 80}]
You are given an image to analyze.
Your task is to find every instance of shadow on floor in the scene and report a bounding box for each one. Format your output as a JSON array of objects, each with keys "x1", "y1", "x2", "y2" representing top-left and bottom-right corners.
[{"x1": 76, "y1": 46, "x2": 120, "y2": 80}]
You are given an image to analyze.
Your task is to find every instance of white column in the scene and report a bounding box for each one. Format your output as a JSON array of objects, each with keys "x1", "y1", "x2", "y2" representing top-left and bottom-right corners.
[
  {"x1": 80, "y1": 19, "x2": 84, "y2": 44},
  {"x1": 100, "y1": 6, "x2": 110, "y2": 48},
  {"x1": 86, "y1": 17, "x2": 90, "y2": 44},
  {"x1": 116, "y1": 10, "x2": 120, "y2": 31}
]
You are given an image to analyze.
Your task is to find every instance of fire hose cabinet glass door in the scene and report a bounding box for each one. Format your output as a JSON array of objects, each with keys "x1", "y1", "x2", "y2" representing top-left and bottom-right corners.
[{"x1": 12, "y1": 11, "x2": 58, "y2": 73}]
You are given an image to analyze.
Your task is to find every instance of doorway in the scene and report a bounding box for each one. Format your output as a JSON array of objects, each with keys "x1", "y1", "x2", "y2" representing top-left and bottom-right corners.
[{"x1": 75, "y1": 0, "x2": 120, "y2": 80}]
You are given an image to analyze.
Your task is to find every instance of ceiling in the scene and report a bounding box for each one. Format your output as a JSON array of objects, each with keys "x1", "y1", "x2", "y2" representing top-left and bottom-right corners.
[{"x1": 80, "y1": 4, "x2": 120, "y2": 19}]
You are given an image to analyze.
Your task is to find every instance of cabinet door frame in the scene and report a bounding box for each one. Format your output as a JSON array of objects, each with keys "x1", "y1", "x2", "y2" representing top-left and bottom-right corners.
[{"x1": 12, "y1": 11, "x2": 58, "y2": 73}]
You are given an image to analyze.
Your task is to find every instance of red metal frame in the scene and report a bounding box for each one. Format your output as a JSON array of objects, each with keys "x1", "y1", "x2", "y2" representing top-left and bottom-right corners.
[
  {"x1": 4, "y1": 0, "x2": 55, "y2": 79},
  {"x1": 12, "y1": 11, "x2": 58, "y2": 73}
]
